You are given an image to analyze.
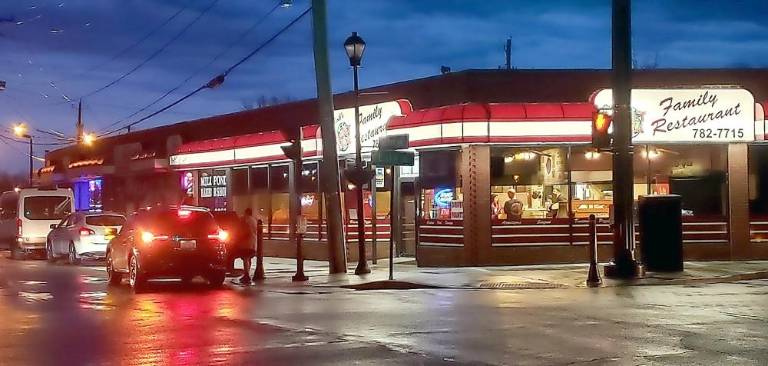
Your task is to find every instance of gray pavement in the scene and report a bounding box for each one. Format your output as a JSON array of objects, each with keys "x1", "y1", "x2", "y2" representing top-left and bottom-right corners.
[{"x1": 1, "y1": 252, "x2": 767, "y2": 365}]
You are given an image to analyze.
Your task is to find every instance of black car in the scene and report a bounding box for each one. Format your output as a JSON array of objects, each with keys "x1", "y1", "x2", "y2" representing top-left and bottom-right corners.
[
  {"x1": 106, "y1": 206, "x2": 229, "y2": 290},
  {"x1": 212, "y1": 211, "x2": 249, "y2": 272}
]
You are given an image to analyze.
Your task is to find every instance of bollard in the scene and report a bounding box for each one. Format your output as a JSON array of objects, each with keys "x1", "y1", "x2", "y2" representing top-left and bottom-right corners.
[
  {"x1": 254, "y1": 219, "x2": 265, "y2": 281},
  {"x1": 586, "y1": 214, "x2": 602, "y2": 287},
  {"x1": 292, "y1": 232, "x2": 308, "y2": 282}
]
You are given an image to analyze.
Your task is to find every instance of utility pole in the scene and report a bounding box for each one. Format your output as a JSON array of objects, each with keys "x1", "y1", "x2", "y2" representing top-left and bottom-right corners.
[
  {"x1": 311, "y1": 0, "x2": 348, "y2": 273},
  {"x1": 605, "y1": 0, "x2": 643, "y2": 278},
  {"x1": 505, "y1": 38, "x2": 512, "y2": 70},
  {"x1": 76, "y1": 100, "x2": 84, "y2": 144}
]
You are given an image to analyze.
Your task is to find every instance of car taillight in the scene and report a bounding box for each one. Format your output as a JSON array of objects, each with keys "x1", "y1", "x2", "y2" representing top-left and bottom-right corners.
[
  {"x1": 140, "y1": 231, "x2": 169, "y2": 244},
  {"x1": 208, "y1": 229, "x2": 229, "y2": 242},
  {"x1": 79, "y1": 227, "x2": 95, "y2": 236},
  {"x1": 16, "y1": 218, "x2": 21, "y2": 237}
]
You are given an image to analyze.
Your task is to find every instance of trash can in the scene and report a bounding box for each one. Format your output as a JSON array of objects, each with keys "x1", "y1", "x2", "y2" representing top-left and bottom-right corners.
[{"x1": 639, "y1": 195, "x2": 683, "y2": 272}]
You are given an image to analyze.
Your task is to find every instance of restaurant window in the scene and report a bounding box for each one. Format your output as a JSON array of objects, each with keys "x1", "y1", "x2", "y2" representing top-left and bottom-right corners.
[
  {"x1": 420, "y1": 150, "x2": 462, "y2": 221},
  {"x1": 490, "y1": 147, "x2": 569, "y2": 222},
  {"x1": 570, "y1": 146, "x2": 612, "y2": 219},
  {"x1": 749, "y1": 145, "x2": 768, "y2": 216},
  {"x1": 230, "y1": 168, "x2": 249, "y2": 214},
  {"x1": 248, "y1": 166, "x2": 270, "y2": 223},
  {"x1": 269, "y1": 165, "x2": 290, "y2": 238}
]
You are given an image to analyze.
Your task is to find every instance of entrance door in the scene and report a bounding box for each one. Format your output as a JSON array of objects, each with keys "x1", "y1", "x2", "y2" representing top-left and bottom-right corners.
[{"x1": 399, "y1": 182, "x2": 417, "y2": 256}]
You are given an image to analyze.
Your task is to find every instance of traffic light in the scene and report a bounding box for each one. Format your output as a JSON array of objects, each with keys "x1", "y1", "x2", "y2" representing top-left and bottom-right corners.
[
  {"x1": 592, "y1": 110, "x2": 613, "y2": 150},
  {"x1": 280, "y1": 128, "x2": 302, "y2": 161}
]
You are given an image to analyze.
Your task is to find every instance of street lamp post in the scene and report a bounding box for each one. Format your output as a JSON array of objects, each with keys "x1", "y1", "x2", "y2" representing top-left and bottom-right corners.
[
  {"x1": 344, "y1": 32, "x2": 372, "y2": 275},
  {"x1": 13, "y1": 124, "x2": 33, "y2": 186}
]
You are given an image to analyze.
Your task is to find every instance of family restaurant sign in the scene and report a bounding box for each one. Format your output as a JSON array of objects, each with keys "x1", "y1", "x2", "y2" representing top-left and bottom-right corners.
[
  {"x1": 333, "y1": 100, "x2": 407, "y2": 156},
  {"x1": 593, "y1": 88, "x2": 755, "y2": 143}
]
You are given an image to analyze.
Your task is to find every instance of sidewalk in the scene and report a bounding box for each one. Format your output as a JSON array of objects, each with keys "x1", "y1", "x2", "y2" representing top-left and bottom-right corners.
[{"x1": 244, "y1": 257, "x2": 768, "y2": 290}]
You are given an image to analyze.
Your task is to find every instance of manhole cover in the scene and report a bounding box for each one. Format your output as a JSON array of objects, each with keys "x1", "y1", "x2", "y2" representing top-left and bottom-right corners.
[{"x1": 477, "y1": 281, "x2": 567, "y2": 289}]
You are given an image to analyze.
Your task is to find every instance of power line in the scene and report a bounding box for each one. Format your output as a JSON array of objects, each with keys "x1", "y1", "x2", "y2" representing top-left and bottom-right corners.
[
  {"x1": 101, "y1": 6, "x2": 311, "y2": 136},
  {"x1": 98, "y1": 2, "x2": 281, "y2": 133},
  {"x1": 74, "y1": 1, "x2": 191, "y2": 77},
  {"x1": 76, "y1": 0, "x2": 222, "y2": 101}
]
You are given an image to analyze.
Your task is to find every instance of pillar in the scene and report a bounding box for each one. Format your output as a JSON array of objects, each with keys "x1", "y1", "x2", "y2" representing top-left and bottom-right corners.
[
  {"x1": 461, "y1": 145, "x2": 491, "y2": 265},
  {"x1": 728, "y1": 143, "x2": 750, "y2": 259}
]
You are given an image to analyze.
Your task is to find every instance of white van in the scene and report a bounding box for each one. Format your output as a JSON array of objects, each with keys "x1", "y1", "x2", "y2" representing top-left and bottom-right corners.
[{"x1": 0, "y1": 187, "x2": 74, "y2": 259}]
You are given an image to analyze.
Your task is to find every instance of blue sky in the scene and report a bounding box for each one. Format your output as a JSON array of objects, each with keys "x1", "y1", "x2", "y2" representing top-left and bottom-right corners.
[{"x1": 0, "y1": 0, "x2": 767, "y2": 173}]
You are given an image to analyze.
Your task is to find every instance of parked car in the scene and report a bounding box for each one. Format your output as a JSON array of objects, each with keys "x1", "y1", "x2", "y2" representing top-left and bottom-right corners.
[
  {"x1": 47, "y1": 211, "x2": 125, "y2": 264},
  {"x1": 212, "y1": 211, "x2": 248, "y2": 272},
  {"x1": 0, "y1": 187, "x2": 74, "y2": 259},
  {"x1": 106, "y1": 206, "x2": 229, "y2": 290}
]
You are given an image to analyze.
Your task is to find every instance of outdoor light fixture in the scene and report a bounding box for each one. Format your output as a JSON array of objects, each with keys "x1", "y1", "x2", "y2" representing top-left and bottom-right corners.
[
  {"x1": 343, "y1": 32, "x2": 366, "y2": 67},
  {"x1": 82, "y1": 132, "x2": 96, "y2": 146},
  {"x1": 12, "y1": 123, "x2": 33, "y2": 185},
  {"x1": 13, "y1": 123, "x2": 28, "y2": 138},
  {"x1": 584, "y1": 150, "x2": 601, "y2": 160},
  {"x1": 279, "y1": 0, "x2": 293, "y2": 8}
]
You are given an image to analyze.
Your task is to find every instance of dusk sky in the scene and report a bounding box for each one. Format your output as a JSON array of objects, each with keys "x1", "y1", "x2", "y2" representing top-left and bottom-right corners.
[{"x1": 1, "y1": 0, "x2": 767, "y2": 173}]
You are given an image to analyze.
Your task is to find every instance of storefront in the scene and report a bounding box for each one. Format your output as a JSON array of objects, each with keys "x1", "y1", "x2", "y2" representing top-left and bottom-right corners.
[{"x1": 168, "y1": 88, "x2": 768, "y2": 266}]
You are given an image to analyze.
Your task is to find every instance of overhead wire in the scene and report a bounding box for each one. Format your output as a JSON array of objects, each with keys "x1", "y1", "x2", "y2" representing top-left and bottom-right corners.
[
  {"x1": 75, "y1": 0, "x2": 222, "y2": 101},
  {"x1": 97, "y1": 2, "x2": 282, "y2": 133},
  {"x1": 100, "y1": 5, "x2": 312, "y2": 137},
  {"x1": 74, "y1": 1, "x2": 191, "y2": 77}
]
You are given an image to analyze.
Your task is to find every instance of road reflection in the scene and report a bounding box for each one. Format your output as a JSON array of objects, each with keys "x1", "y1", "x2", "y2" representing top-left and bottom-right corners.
[{"x1": 110, "y1": 281, "x2": 246, "y2": 365}]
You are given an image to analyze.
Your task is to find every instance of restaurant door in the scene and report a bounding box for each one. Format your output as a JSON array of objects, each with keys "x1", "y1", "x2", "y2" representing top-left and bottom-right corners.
[{"x1": 400, "y1": 181, "x2": 417, "y2": 256}]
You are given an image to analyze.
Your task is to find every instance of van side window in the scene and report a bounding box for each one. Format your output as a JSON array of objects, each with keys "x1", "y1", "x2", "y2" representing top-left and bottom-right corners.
[{"x1": 1, "y1": 195, "x2": 17, "y2": 220}]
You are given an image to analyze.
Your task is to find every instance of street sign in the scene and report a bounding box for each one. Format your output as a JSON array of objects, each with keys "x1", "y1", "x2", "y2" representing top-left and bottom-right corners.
[
  {"x1": 371, "y1": 150, "x2": 414, "y2": 166},
  {"x1": 377, "y1": 134, "x2": 409, "y2": 151}
]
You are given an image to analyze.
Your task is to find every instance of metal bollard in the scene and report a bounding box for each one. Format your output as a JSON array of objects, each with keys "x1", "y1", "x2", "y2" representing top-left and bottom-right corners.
[
  {"x1": 292, "y1": 232, "x2": 308, "y2": 282},
  {"x1": 586, "y1": 214, "x2": 602, "y2": 287},
  {"x1": 254, "y1": 219, "x2": 265, "y2": 281}
]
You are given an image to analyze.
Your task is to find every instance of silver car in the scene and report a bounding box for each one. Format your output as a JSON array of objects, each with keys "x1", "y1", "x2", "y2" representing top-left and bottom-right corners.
[{"x1": 46, "y1": 212, "x2": 125, "y2": 264}]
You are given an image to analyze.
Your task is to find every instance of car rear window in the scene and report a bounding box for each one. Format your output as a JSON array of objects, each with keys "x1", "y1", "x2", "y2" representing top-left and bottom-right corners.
[
  {"x1": 86, "y1": 215, "x2": 125, "y2": 227},
  {"x1": 140, "y1": 209, "x2": 218, "y2": 236},
  {"x1": 23, "y1": 196, "x2": 71, "y2": 220}
]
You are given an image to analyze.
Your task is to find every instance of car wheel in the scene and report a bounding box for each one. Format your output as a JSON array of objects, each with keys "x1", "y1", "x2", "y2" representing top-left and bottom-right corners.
[
  {"x1": 68, "y1": 243, "x2": 81, "y2": 265},
  {"x1": 106, "y1": 254, "x2": 122, "y2": 286},
  {"x1": 207, "y1": 271, "x2": 226, "y2": 288},
  {"x1": 10, "y1": 240, "x2": 24, "y2": 260},
  {"x1": 46, "y1": 241, "x2": 56, "y2": 262},
  {"x1": 128, "y1": 255, "x2": 146, "y2": 291}
]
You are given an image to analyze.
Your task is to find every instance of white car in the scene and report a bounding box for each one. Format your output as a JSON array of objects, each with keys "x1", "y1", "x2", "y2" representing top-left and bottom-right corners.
[{"x1": 46, "y1": 211, "x2": 125, "y2": 264}]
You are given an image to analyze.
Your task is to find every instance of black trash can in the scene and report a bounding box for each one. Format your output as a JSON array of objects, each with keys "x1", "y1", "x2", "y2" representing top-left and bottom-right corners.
[{"x1": 639, "y1": 194, "x2": 683, "y2": 272}]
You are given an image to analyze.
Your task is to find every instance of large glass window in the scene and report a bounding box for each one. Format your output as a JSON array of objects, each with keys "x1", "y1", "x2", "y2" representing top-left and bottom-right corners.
[
  {"x1": 269, "y1": 165, "x2": 290, "y2": 230},
  {"x1": 749, "y1": 145, "x2": 768, "y2": 215},
  {"x1": 420, "y1": 150, "x2": 463, "y2": 221},
  {"x1": 570, "y1": 146, "x2": 612, "y2": 219},
  {"x1": 490, "y1": 147, "x2": 569, "y2": 221}
]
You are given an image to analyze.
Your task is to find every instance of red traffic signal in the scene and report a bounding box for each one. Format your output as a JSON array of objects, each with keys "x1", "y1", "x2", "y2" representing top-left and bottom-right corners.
[{"x1": 592, "y1": 111, "x2": 613, "y2": 149}]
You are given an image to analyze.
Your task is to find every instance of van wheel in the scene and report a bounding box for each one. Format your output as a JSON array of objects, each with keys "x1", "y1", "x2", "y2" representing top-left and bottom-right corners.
[
  {"x1": 68, "y1": 243, "x2": 80, "y2": 265},
  {"x1": 10, "y1": 241, "x2": 24, "y2": 260}
]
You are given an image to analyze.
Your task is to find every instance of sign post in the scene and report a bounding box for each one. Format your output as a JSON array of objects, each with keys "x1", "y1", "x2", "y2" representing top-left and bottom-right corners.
[{"x1": 371, "y1": 134, "x2": 413, "y2": 280}]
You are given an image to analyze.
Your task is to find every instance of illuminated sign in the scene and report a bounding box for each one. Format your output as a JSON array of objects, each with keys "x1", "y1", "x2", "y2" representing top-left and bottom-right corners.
[
  {"x1": 593, "y1": 88, "x2": 755, "y2": 143},
  {"x1": 200, "y1": 172, "x2": 227, "y2": 198},
  {"x1": 434, "y1": 188, "x2": 454, "y2": 208},
  {"x1": 301, "y1": 194, "x2": 315, "y2": 207},
  {"x1": 334, "y1": 100, "x2": 408, "y2": 156}
]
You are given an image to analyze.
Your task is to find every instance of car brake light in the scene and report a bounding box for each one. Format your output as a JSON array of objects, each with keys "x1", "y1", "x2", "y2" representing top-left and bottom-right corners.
[
  {"x1": 140, "y1": 231, "x2": 169, "y2": 244},
  {"x1": 79, "y1": 227, "x2": 95, "y2": 236},
  {"x1": 208, "y1": 229, "x2": 229, "y2": 242},
  {"x1": 16, "y1": 218, "x2": 22, "y2": 237}
]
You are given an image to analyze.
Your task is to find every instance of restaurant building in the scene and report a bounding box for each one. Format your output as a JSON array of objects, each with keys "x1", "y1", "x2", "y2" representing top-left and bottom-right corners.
[{"x1": 43, "y1": 69, "x2": 768, "y2": 266}]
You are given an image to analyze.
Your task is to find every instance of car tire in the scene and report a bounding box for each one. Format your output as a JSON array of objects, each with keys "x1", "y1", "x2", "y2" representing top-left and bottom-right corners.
[
  {"x1": 207, "y1": 271, "x2": 226, "y2": 288},
  {"x1": 46, "y1": 241, "x2": 56, "y2": 263},
  {"x1": 106, "y1": 254, "x2": 122, "y2": 286},
  {"x1": 128, "y1": 255, "x2": 146, "y2": 291},
  {"x1": 10, "y1": 240, "x2": 24, "y2": 260},
  {"x1": 68, "y1": 242, "x2": 80, "y2": 265}
]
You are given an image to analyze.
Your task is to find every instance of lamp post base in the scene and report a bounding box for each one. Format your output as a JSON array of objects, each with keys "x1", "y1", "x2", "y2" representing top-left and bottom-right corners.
[
  {"x1": 354, "y1": 261, "x2": 370, "y2": 275},
  {"x1": 292, "y1": 273, "x2": 309, "y2": 282},
  {"x1": 604, "y1": 259, "x2": 645, "y2": 279}
]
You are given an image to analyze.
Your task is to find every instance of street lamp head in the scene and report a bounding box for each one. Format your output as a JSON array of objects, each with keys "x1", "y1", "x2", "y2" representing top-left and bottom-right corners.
[
  {"x1": 82, "y1": 132, "x2": 96, "y2": 146},
  {"x1": 279, "y1": 0, "x2": 293, "y2": 8},
  {"x1": 344, "y1": 32, "x2": 366, "y2": 67},
  {"x1": 12, "y1": 123, "x2": 27, "y2": 138}
]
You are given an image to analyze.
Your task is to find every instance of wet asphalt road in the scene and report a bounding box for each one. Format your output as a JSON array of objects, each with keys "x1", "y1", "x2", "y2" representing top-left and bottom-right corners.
[{"x1": 1, "y1": 253, "x2": 767, "y2": 366}]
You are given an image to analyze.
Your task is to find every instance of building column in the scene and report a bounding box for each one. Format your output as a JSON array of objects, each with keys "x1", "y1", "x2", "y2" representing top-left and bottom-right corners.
[
  {"x1": 461, "y1": 145, "x2": 491, "y2": 265},
  {"x1": 728, "y1": 143, "x2": 750, "y2": 259}
]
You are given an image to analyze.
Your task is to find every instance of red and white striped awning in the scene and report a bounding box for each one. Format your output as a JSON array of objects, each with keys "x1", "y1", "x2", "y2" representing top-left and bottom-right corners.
[{"x1": 170, "y1": 102, "x2": 594, "y2": 170}]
